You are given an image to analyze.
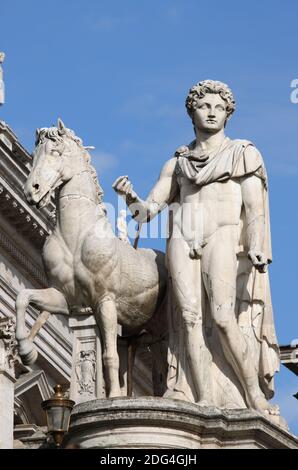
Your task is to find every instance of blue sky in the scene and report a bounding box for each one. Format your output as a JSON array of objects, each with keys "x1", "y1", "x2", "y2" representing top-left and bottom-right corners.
[{"x1": 1, "y1": 0, "x2": 298, "y2": 434}]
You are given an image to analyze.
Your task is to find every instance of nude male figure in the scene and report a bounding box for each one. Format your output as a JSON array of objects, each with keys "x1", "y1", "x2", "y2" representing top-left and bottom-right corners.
[{"x1": 113, "y1": 80, "x2": 279, "y2": 412}]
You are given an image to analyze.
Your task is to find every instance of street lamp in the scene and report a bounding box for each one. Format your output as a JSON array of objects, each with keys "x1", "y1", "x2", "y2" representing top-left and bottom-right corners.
[{"x1": 42, "y1": 384, "x2": 75, "y2": 448}]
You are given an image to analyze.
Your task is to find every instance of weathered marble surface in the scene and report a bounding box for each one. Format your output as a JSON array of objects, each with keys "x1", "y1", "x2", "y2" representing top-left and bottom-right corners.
[
  {"x1": 113, "y1": 80, "x2": 280, "y2": 416},
  {"x1": 64, "y1": 397, "x2": 298, "y2": 449}
]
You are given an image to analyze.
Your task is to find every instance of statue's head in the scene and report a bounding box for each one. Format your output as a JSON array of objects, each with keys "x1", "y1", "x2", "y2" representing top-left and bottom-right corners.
[
  {"x1": 186, "y1": 80, "x2": 235, "y2": 133},
  {"x1": 24, "y1": 119, "x2": 93, "y2": 208}
]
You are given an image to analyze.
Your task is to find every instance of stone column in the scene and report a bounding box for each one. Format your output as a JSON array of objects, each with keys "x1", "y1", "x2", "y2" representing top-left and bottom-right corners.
[
  {"x1": 0, "y1": 317, "x2": 17, "y2": 449},
  {"x1": 69, "y1": 314, "x2": 129, "y2": 403}
]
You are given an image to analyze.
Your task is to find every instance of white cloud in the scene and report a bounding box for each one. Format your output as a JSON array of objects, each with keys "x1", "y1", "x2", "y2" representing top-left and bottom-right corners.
[{"x1": 91, "y1": 150, "x2": 118, "y2": 173}]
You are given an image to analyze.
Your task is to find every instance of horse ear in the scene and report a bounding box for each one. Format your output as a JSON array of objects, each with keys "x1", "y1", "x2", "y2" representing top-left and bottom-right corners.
[
  {"x1": 57, "y1": 118, "x2": 67, "y2": 135},
  {"x1": 35, "y1": 128, "x2": 40, "y2": 141}
]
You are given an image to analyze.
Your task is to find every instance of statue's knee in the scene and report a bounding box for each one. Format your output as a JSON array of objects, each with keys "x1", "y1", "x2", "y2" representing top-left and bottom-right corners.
[
  {"x1": 16, "y1": 290, "x2": 31, "y2": 310},
  {"x1": 212, "y1": 303, "x2": 233, "y2": 332},
  {"x1": 182, "y1": 309, "x2": 201, "y2": 328}
]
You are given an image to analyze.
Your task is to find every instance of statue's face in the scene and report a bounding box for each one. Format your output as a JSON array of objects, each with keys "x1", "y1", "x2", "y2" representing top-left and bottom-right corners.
[{"x1": 192, "y1": 93, "x2": 228, "y2": 133}]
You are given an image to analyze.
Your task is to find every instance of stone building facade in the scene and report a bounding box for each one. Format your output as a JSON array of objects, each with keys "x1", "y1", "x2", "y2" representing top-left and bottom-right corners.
[{"x1": 0, "y1": 121, "x2": 72, "y2": 448}]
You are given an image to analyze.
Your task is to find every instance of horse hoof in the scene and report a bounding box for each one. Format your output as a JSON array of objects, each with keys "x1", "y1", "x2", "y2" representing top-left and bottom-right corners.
[{"x1": 20, "y1": 348, "x2": 38, "y2": 365}]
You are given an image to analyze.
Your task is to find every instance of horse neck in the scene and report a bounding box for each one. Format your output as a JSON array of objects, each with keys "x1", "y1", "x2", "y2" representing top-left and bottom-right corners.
[{"x1": 55, "y1": 167, "x2": 114, "y2": 251}]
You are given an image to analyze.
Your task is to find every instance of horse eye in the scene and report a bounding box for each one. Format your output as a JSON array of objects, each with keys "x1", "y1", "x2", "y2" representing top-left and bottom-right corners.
[{"x1": 51, "y1": 150, "x2": 61, "y2": 156}]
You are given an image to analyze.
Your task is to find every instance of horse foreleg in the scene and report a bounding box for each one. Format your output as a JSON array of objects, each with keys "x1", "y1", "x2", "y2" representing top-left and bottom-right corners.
[
  {"x1": 95, "y1": 300, "x2": 121, "y2": 398},
  {"x1": 15, "y1": 287, "x2": 69, "y2": 365},
  {"x1": 29, "y1": 311, "x2": 50, "y2": 341}
]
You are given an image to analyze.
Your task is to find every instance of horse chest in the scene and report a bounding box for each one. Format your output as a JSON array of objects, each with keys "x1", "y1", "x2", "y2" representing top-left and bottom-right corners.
[{"x1": 43, "y1": 234, "x2": 86, "y2": 301}]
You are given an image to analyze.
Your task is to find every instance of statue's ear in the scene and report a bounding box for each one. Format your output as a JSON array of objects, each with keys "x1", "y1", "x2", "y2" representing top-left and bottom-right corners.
[
  {"x1": 35, "y1": 128, "x2": 40, "y2": 142},
  {"x1": 57, "y1": 118, "x2": 67, "y2": 135}
]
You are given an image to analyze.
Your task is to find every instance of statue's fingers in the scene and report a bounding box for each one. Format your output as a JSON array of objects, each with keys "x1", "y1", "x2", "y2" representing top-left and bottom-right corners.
[
  {"x1": 260, "y1": 263, "x2": 268, "y2": 273},
  {"x1": 116, "y1": 179, "x2": 130, "y2": 192},
  {"x1": 122, "y1": 181, "x2": 132, "y2": 193},
  {"x1": 112, "y1": 175, "x2": 128, "y2": 188},
  {"x1": 249, "y1": 254, "x2": 258, "y2": 265},
  {"x1": 260, "y1": 255, "x2": 268, "y2": 265},
  {"x1": 125, "y1": 183, "x2": 133, "y2": 193},
  {"x1": 256, "y1": 262, "x2": 267, "y2": 273},
  {"x1": 112, "y1": 177, "x2": 122, "y2": 188}
]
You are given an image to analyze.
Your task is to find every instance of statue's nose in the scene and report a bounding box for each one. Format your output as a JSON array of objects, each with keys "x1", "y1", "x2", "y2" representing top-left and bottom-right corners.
[{"x1": 23, "y1": 180, "x2": 39, "y2": 204}]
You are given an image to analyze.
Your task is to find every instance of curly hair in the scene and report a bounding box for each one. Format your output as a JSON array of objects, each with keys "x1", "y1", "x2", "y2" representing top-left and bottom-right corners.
[{"x1": 185, "y1": 80, "x2": 236, "y2": 121}]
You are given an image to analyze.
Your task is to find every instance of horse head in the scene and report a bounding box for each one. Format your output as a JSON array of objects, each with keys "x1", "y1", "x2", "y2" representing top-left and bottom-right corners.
[{"x1": 24, "y1": 118, "x2": 93, "y2": 208}]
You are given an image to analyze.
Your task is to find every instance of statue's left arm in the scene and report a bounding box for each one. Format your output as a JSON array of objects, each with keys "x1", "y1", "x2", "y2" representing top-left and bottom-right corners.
[{"x1": 241, "y1": 146, "x2": 268, "y2": 273}]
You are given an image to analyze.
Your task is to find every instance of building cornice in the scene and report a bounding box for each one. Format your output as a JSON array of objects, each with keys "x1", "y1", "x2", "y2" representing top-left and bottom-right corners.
[
  {"x1": 0, "y1": 120, "x2": 55, "y2": 241},
  {"x1": 0, "y1": 225, "x2": 47, "y2": 286}
]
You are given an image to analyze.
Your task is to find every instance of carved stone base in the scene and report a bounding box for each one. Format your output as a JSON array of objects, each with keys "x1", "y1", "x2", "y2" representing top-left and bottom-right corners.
[
  {"x1": 63, "y1": 397, "x2": 298, "y2": 449},
  {"x1": 69, "y1": 315, "x2": 129, "y2": 403}
]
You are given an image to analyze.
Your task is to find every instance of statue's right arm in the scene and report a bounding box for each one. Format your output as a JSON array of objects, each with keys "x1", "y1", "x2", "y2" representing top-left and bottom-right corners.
[{"x1": 112, "y1": 157, "x2": 178, "y2": 223}]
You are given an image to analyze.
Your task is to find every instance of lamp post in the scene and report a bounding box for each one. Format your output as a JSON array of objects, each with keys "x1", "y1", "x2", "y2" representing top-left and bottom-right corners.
[{"x1": 42, "y1": 384, "x2": 75, "y2": 448}]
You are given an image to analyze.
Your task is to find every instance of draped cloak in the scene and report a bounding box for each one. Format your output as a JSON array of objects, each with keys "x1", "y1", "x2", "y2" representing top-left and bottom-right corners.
[{"x1": 166, "y1": 137, "x2": 280, "y2": 404}]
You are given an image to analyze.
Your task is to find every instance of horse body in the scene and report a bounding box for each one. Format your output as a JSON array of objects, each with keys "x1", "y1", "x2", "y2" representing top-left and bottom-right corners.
[{"x1": 16, "y1": 120, "x2": 167, "y2": 397}]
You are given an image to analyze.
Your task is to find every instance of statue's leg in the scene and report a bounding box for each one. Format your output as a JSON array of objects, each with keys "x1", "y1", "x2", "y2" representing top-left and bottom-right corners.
[
  {"x1": 201, "y1": 227, "x2": 274, "y2": 413},
  {"x1": 94, "y1": 299, "x2": 121, "y2": 398},
  {"x1": 167, "y1": 237, "x2": 212, "y2": 404},
  {"x1": 15, "y1": 287, "x2": 69, "y2": 365}
]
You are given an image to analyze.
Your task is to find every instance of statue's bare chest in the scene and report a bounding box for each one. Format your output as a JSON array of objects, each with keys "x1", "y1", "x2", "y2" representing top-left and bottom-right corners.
[{"x1": 177, "y1": 175, "x2": 242, "y2": 206}]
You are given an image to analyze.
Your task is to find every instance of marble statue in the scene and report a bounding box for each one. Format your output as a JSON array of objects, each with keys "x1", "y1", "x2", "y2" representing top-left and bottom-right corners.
[
  {"x1": 0, "y1": 52, "x2": 5, "y2": 105},
  {"x1": 15, "y1": 119, "x2": 168, "y2": 398},
  {"x1": 113, "y1": 80, "x2": 280, "y2": 414},
  {"x1": 117, "y1": 209, "x2": 130, "y2": 244}
]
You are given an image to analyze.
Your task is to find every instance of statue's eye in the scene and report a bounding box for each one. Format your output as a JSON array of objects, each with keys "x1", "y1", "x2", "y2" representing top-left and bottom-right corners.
[{"x1": 51, "y1": 149, "x2": 61, "y2": 156}]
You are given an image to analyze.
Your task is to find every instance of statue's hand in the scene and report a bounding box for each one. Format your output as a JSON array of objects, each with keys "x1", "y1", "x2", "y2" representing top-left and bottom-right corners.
[
  {"x1": 248, "y1": 250, "x2": 268, "y2": 273},
  {"x1": 112, "y1": 175, "x2": 137, "y2": 199}
]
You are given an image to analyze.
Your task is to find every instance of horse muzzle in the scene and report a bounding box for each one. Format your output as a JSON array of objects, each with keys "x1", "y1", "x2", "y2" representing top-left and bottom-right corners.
[{"x1": 24, "y1": 179, "x2": 45, "y2": 206}]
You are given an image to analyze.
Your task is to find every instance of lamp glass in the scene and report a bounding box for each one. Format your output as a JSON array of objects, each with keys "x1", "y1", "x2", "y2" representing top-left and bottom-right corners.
[{"x1": 46, "y1": 406, "x2": 71, "y2": 432}]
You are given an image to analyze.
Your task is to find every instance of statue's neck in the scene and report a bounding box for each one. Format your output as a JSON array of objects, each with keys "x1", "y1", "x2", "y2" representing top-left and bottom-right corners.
[
  {"x1": 194, "y1": 128, "x2": 226, "y2": 153},
  {"x1": 59, "y1": 168, "x2": 98, "y2": 203},
  {"x1": 55, "y1": 170, "x2": 109, "y2": 250}
]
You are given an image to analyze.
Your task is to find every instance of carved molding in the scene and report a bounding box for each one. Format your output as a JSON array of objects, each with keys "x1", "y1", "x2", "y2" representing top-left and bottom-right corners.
[
  {"x1": 0, "y1": 184, "x2": 49, "y2": 241},
  {"x1": 0, "y1": 228, "x2": 47, "y2": 286},
  {"x1": 75, "y1": 349, "x2": 96, "y2": 396},
  {"x1": 0, "y1": 316, "x2": 18, "y2": 372},
  {"x1": 0, "y1": 120, "x2": 55, "y2": 236}
]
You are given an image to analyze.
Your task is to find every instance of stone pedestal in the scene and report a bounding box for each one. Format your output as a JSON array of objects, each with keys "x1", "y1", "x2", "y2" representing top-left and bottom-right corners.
[
  {"x1": 69, "y1": 315, "x2": 128, "y2": 403},
  {"x1": 0, "y1": 317, "x2": 17, "y2": 449},
  {"x1": 64, "y1": 397, "x2": 298, "y2": 449}
]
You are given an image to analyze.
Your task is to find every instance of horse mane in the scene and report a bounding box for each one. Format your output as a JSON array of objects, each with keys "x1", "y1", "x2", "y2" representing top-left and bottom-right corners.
[{"x1": 36, "y1": 126, "x2": 105, "y2": 207}]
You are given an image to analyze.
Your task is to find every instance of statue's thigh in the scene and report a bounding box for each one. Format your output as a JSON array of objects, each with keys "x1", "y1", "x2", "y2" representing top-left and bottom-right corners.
[
  {"x1": 167, "y1": 237, "x2": 200, "y2": 308},
  {"x1": 202, "y1": 232, "x2": 237, "y2": 307},
  {"x1": 168, "y1": 238, "x2": 197, "y2": 278}
]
